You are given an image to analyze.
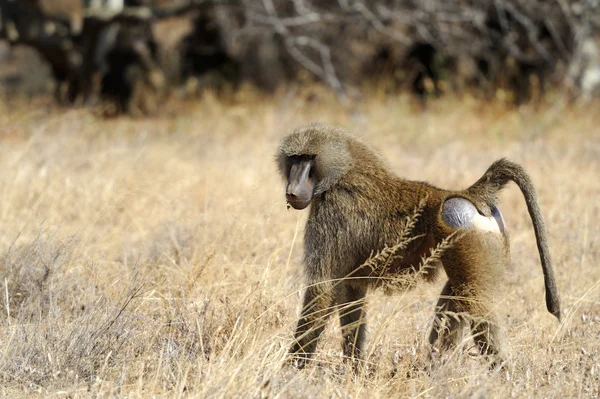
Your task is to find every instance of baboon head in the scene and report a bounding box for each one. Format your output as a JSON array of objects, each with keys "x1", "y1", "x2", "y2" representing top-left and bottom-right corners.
[{"x1": 277, "y1": 124, "x2": 354, "y2": 209}]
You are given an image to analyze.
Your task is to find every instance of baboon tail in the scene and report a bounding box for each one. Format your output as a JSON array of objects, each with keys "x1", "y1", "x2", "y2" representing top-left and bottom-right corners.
[{"x1": 468, "y1": 158, "x2": 561, "y2": 321}]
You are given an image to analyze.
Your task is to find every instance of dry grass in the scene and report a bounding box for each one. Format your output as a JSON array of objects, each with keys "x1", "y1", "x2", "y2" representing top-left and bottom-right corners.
[{"x1": 0, "y1": 88, "x2": 598, "y2": 398}]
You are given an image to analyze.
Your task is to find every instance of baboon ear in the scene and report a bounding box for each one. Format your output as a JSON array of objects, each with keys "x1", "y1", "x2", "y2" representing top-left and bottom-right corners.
[{"x1": 313, "y1": 140, "x2": 352, "y2": 195}]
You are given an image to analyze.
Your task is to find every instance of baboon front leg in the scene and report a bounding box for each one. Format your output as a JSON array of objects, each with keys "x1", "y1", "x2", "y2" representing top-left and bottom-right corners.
[
  {"x1": 337, "y1": 283, "x2": 367, "y2": 363},
  {"x1": 289, "y1": 282, "x2": 336, "y2": 368},
  {"x1": 429, "y1": 280, "x2": 464, "y2": 352}
]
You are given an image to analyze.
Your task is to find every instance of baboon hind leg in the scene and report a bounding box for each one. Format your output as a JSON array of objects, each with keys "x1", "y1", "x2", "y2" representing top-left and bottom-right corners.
[
  {"x1": 439, "y1": 198, "x2": 508, "y2": 365},
  {"x1": 443, "y1": 259, "x2": 507, "y2": 365},
  {"x1": 429, "y1": 279, "x2": 506, "y2": 365},
  {"x1": 337, "y1": 283, "x2": 367, "y2": 364},
  {"x1": 470, "y1": 308, "x2": 505, "y2": 365},
  {"x1": 289, "y1": 282, "x2": 336, "y2": 368},
  {"x1": 429, "y1": 280, "x2": 465, "y2": 353}
]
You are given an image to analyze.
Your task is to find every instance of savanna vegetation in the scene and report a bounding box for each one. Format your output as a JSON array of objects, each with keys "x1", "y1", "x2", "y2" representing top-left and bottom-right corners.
[{"x1": 0, "y1": 88, "x2": 598, "y2": 397}]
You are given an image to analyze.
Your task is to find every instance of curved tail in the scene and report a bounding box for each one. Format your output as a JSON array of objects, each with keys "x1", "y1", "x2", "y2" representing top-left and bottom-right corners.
[{"x1": 468, "y1": 158, "x2": 561, "y2": 320}]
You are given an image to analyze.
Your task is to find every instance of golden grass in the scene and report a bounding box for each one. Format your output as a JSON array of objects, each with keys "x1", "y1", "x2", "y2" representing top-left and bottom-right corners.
[{"x1": 0, "y1": 89, "x2": 598, "y2": 398}]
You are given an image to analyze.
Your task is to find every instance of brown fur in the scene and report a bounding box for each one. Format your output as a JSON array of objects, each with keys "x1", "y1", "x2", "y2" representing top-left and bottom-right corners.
[{"x1": 278, "y1": 124, "x2": 560, "y2": 369}]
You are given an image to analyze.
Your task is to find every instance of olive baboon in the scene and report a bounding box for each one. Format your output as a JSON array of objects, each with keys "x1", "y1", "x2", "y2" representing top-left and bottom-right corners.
[{"x1": 278, "y1": 124, "x2": 560, "y2": 368}]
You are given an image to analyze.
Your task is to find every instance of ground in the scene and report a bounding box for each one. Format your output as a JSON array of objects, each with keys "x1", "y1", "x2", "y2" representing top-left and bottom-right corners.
[{"x1": 0, "y1": 88, "x2": 598, "y2": 398}]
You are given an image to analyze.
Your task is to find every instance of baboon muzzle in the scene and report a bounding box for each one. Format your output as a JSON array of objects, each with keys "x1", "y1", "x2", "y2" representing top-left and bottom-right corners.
[{"x1": 286, "y1": 159, "x2": 314, "y2": 210}]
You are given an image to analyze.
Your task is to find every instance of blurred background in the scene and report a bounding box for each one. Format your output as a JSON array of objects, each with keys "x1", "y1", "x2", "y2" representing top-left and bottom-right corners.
[{"x1": 1, "y1": 0, "x2": 599, "y2": 113}]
